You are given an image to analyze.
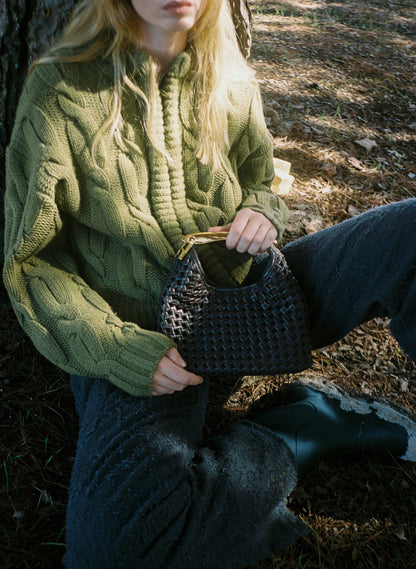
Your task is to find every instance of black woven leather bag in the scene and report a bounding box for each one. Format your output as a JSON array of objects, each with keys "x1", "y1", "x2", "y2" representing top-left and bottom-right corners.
[{"x1": 158, "y1": 232, "x2": 312, "y2": 377}]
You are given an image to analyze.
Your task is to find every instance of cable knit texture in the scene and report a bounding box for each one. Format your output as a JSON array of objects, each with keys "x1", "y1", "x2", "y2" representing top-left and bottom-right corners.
[{"x1": 3, "y1": 50, "x2": 288, "y2": 396}]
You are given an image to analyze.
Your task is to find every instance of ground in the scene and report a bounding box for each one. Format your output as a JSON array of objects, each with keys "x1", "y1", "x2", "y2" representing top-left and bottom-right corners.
[{"x1": 1, "y1": 0, "x2": 416, "y2": 567}]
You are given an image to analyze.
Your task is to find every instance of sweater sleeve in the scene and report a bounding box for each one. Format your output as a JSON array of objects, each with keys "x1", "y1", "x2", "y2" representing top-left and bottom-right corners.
[
  {"x1": 3, "y1": 70, "x2": 176, "y2": 397},
  {"x1": 233, "y1": 83, "x2": 289, "y2": 240}
]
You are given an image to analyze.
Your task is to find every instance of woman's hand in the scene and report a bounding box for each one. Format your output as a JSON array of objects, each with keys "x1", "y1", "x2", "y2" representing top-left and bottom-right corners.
[
  {"x1": 208, "y1": 209, "x2": 278, "y2": 255},
  {"x1": 152, "y1": 347, "x2": 203, "y2": 396}
]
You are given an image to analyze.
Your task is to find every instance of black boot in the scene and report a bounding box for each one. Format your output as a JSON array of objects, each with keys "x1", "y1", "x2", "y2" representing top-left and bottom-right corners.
[{"x1": 252, "y1": 379, "x2": 416, "y2": 475}]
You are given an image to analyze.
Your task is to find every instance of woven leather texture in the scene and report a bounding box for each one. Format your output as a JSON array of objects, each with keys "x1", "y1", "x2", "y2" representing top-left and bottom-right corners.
[{"x1": 158, "y1": 245, "x2": 312, "y2": 376}]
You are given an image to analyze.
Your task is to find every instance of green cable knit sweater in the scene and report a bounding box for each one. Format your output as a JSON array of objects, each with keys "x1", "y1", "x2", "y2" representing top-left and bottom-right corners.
[{"x1": 3, "y1": 50, "x2": 289, "y2": 396}]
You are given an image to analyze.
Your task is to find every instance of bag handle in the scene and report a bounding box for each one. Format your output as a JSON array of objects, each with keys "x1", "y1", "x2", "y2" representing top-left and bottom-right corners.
[
  {"x1": 178, "y1": 231, "x2": 279, "y2": 260},
  {"x1": 178, "y1": 232, "x2": 229, "y2": 259}
]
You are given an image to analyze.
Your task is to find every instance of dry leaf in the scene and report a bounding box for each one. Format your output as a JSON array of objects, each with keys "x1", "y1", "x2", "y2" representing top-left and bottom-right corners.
[
  {"x1": 354, "y1": 137, "x2": 377, "y2": 151},
  {"x1": 304, "y1": 219, "x2": 324, "y2": 233},
  {"x1": 321, "y1": 162, "x2": 337, "y2": 178},
  {"x1": 347, "y1": 205, "x2": 362, "y2": 217},
  {"x1": 395, "y1": 528, "x2": 408, "y2": 541},
  {"x1": 12, "y1": 510, "x2": 26, "y2": 518},
  {"x1": 347, "y1": 156, "x2": 366, "y2": 171},
  {"x1": 399, "y1": 378, "x2": 409, "y2": 392}
]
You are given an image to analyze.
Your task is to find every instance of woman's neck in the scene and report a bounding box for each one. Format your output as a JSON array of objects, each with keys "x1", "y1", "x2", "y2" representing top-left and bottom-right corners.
[{"x1": 140, "y1": 27, "x2": 187, "y2": 73}]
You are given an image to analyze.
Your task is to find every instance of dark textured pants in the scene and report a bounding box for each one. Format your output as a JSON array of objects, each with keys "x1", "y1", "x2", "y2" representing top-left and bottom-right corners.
[{"x1": 63, "y1": 199, "x2": 416, "y2": 569}]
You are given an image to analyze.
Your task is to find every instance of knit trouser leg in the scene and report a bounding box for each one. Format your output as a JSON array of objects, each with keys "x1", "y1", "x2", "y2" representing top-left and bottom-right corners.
[
  {"x1": 63, "y1": 375, "x2": 306, "y2": 569},
  {"x1": 282, "y1": 198, "x2": 416, "y2": 361}
]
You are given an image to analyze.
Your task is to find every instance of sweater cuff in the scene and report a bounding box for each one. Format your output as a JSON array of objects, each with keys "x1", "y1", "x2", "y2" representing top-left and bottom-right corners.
[{"x1": 98, "y1": 325, "x2": 177, "y2": 397}]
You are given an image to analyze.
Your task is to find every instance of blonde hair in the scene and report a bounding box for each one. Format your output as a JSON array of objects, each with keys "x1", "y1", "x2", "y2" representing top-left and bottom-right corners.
[{"x1": 34, "y1": 0, "x2": 254, "y2": 168}]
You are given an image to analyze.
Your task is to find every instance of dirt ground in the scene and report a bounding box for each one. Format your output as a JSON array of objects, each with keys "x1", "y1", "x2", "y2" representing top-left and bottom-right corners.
[{"x1": 1, "y1": 0, "x2": 416, "y2": 567}]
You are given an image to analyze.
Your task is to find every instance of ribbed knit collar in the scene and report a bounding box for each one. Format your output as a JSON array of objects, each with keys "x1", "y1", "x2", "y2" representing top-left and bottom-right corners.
[
  {"x1": 96, "y1": 49, "x2": 192, "y2": 83},
  {"x1": 130, "y1": 50, "x2": 192, "y2": 79}
]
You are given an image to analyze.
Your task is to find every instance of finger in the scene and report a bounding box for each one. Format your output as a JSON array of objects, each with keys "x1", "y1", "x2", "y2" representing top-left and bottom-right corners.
[
  {"x1": 153, "y1": 374, "x2": 187, "y2": 392},
  {"x1": 226, "y1": 210, "x2": 250, "y2": 250},
  {"x1": 230, "y1": 211, "x2": 278, "y2": 253},
  {"x1": 157, "y1": 357, "x2": 203, "y2": 387},
  {"x1": 237, "y1": 215, "x2": 270, "y2": 254},
  {"x1": 247, "y1": 225, "x2": 278, "y2": 255},
  {"x1": 152, "y1": 366, "x2": 203, "y2": 396},
  {"x1": 229, "y1": 213, "x2": 263, "y2": 253},
  {"x1": 165, "y1": 347, "x2": 186, "y2": 368},
  {"x1": 208, "y1": 223, "x2": 232, "y2": 232},
  {"x1": 259, "y1": 226, "x2": 278, "y2": 252},
  {"x1": 152, "y1": 384, "x2": 175, "y2": 396},
  {"x1": 246, "y1": 224, "x2": 269, "y2": 255}
]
